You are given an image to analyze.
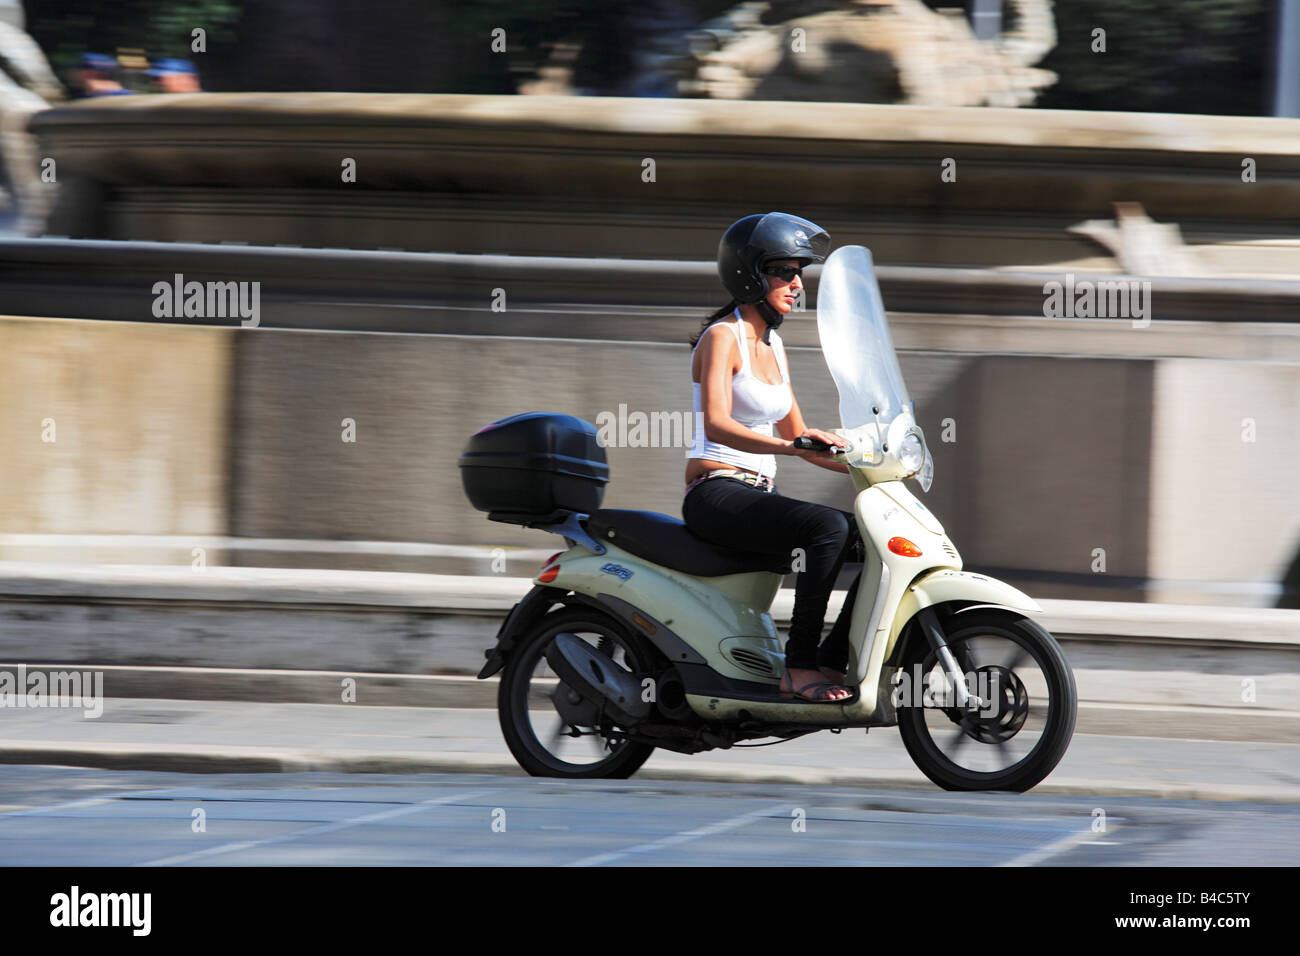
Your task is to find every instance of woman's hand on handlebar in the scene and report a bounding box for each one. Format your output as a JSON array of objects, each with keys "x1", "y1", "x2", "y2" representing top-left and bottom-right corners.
[{"x1": 791, "y1": 429, "x2": 846, "y2": 461}]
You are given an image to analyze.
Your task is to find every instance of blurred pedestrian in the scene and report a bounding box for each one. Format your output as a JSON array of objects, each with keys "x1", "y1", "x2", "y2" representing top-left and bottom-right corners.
[
  {"x1": 145, "y1": 58, "x2": 201, "y2": 93},
  {"x1": 73, "y1": 52, "x2": 132, "y2": 98}
]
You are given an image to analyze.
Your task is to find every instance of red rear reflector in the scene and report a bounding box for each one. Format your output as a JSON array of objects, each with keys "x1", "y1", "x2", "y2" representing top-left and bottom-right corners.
[
  {"x1": 538, "y1": 565, "x2": 560, "y2": 583},
  {"x1": 543, "y1": 552, "x2": 562, "y2": 568},
  {"x1": 888, "y1": 537, "x2": 923, "y2": 557}
]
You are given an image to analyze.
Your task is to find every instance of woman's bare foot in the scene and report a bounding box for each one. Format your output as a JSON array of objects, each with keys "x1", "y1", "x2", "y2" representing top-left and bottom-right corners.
[
  {"x1": 780, "y1": 666, "x2": 852, "y2": 702},
  {"x1": 818, "y1": 666, "x2": 848, "y2": 686}
]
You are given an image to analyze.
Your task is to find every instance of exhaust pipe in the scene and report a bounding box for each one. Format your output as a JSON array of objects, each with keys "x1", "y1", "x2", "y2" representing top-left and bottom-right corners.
[{"x1": 545, "y1": 633, "x2": 651, "y2": 725}]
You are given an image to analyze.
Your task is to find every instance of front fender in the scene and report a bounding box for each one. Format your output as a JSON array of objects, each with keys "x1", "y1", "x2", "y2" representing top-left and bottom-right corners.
[
  {"x1": 476, "y1": 585, "x2": 565, "y2": 679},
  {"x1": 887, "y1": 569, "x2": 1042, "y2": 653}
]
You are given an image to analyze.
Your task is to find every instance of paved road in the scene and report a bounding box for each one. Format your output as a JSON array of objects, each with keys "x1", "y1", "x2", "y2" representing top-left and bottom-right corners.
[
  {"x1": 1, "y1": 765, "x2": 1296, "y2": 867},
  {"x1": 2, "y1": 698, "x2": 1296, "y2": 866}
]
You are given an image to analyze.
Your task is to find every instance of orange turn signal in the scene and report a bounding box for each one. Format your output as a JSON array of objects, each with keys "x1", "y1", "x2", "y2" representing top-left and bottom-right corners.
[
  {"x1": 887, "y1": 536, "x2": 923, "y2": 558},
  {"x1": 538, "y1": 565, "x2": 561, "y2": 583}
]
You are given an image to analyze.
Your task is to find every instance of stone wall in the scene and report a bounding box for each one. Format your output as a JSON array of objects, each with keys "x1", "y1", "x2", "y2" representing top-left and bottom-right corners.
[{"x1": 6, "y1": 312, "x2": 1297, "y2": 605}]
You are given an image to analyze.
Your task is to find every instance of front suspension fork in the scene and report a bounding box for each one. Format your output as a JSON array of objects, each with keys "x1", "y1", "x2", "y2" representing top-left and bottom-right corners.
[{"x1": 916, "y1": 607, "x2": 985, "y2": 712}]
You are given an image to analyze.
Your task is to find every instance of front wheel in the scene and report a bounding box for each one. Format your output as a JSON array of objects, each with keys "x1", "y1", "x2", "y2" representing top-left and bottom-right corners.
[
  {"x1": 498, "y1": 605, "x2": 657, "y2": 779},
  {"x1": 896, "y1": 608, "x2": 1076, "y2": 792}
]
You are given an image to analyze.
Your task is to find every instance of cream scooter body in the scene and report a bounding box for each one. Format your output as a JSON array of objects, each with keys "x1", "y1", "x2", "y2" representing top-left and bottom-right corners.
[
  {"x1": 538, "y1": 475, "x2": 1039, "y2": 728},
  {"x1": 480, "y1": 245, "x2": 1075, "y2": 790},
  {"x1": 537, "y1": 245, "x2": 1041, "y2": 727}
]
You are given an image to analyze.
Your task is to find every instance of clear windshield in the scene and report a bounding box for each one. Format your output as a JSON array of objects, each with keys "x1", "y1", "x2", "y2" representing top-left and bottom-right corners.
[{"x1": 815, "y1": 245, "x2": 912, "y2": 431}]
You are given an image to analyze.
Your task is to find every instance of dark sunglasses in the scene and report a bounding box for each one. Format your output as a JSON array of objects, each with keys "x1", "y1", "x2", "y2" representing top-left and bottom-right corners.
[{"x1": 762, "y1": 264, "x2": 803, "y2": 282}]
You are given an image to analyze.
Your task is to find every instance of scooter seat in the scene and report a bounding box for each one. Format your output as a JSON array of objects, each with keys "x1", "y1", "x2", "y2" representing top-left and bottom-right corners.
[{"x1": 584, "y1": 509, "x2": 793, "y2": 577}]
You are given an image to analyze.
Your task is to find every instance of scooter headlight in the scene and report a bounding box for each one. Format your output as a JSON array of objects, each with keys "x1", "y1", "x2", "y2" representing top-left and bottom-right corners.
[{"x1": 899, "y1": 432, "x2": 925, "y2": 476}]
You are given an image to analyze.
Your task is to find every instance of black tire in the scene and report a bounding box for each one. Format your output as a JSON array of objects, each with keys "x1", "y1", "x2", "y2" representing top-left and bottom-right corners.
[
  {"x1": 896, "y1": 608, "x2": 1076, "y2": 792},
  {"x1": 498, "y1": 605, "x2": 657, "y2": 779}
]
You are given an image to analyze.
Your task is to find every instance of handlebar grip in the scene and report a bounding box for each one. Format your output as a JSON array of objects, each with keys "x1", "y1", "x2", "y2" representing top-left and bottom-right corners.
[{"x1": 794, "y1": 436, "x2": 840, "y2": 452}]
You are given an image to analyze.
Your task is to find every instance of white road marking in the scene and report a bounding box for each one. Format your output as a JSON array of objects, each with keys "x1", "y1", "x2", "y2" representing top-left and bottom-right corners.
[
  {"x1": 135, "y1": 788, "x2": 496, "y2": 866},
  {"x1": 565, "y1": 802, "x2": 788, "y2": 867},
  {"x1": 0, "y1": 795, "x2": 117, "y2": 817},
  {"x1": 998, "y1": 825, "x2": 1119, "y2": 867}
]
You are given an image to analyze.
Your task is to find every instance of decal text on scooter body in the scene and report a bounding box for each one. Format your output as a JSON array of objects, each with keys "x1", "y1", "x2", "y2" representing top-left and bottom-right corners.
[{"x1": 600, "y1": 563, "x2": 634, "y2": 580}]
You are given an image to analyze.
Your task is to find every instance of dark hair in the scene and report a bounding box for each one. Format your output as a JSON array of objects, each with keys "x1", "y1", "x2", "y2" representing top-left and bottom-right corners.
[{"x1": 689, "y1": 300, "x2": 738, "y2": 348}]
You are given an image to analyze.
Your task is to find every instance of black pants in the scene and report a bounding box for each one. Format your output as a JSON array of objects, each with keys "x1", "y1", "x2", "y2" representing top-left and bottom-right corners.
[{"x1": 682, "y1": 477, "x2": 862, "y2": 673}]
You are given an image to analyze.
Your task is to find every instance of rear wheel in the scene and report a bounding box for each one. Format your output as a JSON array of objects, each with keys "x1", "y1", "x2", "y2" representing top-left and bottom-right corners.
[
  {"x1": 896, "y1": 608, "x2": 1076, "y2": 792},
  {"x1": 498, "y1": 606, "x2": 656, "y2": 778}
]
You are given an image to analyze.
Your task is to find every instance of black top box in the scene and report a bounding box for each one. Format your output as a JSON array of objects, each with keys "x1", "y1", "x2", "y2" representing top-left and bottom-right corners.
[{"x1": 459, "y1": 412, "x2": 609, "y2": 523}]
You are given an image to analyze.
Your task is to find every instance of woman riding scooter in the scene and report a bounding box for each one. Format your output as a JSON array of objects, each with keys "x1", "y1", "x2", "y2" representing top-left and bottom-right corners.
[{"x1": 683, "y1": 212, "x2": 862, "y2": 703}]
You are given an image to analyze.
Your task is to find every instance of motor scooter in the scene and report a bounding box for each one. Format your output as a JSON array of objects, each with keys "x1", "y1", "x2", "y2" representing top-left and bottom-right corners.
[{"x1": 460, "y1": 245, "x2": 1076, "y2": 791}]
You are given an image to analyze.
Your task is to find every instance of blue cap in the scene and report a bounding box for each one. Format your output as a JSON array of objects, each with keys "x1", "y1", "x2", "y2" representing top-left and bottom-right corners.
[
  {"x1": 146, "y1": 58, "x2": 198, "y2": 77},
  {"x1": 79, "y1": 52, "x2": 118, "y2": 71}
]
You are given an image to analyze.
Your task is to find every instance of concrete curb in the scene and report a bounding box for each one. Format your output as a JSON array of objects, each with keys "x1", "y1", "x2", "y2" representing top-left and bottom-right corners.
[
  {"x1": 5, "y1": 665, "x2": 1294, "y2": 749},
  {"x1": 0, "y1": 743, "x2": 1295, "y2": 805},
  {"x1": 4, "y1": 664, "x2": 1297, "y2": 742}
]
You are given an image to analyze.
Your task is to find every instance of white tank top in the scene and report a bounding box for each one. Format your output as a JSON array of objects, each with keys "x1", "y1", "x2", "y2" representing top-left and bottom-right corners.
[{"x1": 687, "y1": 310, "x2": 793, "y2": 479}]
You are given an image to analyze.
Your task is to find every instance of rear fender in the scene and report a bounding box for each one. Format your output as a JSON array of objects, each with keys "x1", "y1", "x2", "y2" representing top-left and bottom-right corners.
[{"x1": 477, "y1": 585, "x2": 565, "y2": 678}]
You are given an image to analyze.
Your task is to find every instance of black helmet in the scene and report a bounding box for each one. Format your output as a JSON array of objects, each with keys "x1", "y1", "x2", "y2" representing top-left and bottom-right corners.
[{"x1": 717, "y1": 212, "x2": 831, "y2": 304}]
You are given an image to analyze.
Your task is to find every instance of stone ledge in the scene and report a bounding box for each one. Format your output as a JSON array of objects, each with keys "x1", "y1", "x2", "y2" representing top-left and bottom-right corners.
[{"x1": 2, "y1": 563, "x2": 1296, "y2": 648}]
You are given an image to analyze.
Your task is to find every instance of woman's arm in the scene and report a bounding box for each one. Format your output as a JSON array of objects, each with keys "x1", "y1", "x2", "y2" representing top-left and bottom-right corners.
[
  {"x1": 697, "y1": 324, "x2": 797, "y2": 456},
  {"x1": 776, "y1": 392, "x2": 851, "y2": 474}
]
